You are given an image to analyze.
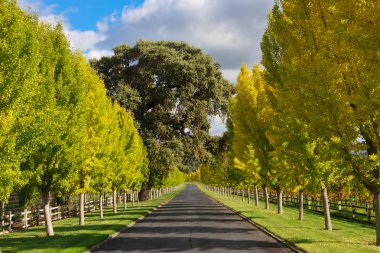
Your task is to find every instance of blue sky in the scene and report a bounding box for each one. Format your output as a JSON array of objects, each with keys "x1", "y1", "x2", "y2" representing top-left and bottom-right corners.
[
  {"x1": 20, "y1": 0, "x2": 273, "y2": 135},
  {"x1": 39, "y1": 0, "x2": 144, "y2": 31}
]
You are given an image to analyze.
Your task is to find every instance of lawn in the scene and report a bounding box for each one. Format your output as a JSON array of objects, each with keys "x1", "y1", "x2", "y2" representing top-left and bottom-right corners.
[
  {"x1": 0, "y1": 186, "x2": 184, "y2": 253},
  {"x1": 199, "y1": 184, "x2": 380, "y2": 253}
]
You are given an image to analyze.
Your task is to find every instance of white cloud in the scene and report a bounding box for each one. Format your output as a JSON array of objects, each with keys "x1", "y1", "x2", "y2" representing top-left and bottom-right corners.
[
  {"x1": 96, "y1": 11, "x2": 119, "y2": 33},
  {"x1": 96, "y1": 21, "x2": 109, "y2": 33},
  {"x1": 121, "y1": 0, "x2": 171, "y2": 23},
  {"x1": 65, "y1": 30, "x2": 107, "y2": 52},
  {"x1": 19, "y1": 0, "x2": 111, "y2": 59},
  {"x1": 39, "y1": 13, "x2": 66, "y2": 26},
  {"x1": 106, "y1": 0, "x2": 272, "y2": 94},
  {"x1": 19, "y1": 0, "x2": 57, "y2": 16},
  {"x1": 85, "y1": 49, "x2": 114, "y2": 60},
  {"x1": 20, "y1": 0, "x2": 273, "y2": 67},
  {"x1": 19, "y1": 0, "x2": 273, "y2": 134},
  {"x1": 97, "y1": 0, "x2": 272, "y2": 70},
  {"x1": 209, "y1": 115, "x2": 226, "y2": 136},
  {"x1": 175, "y1": 0, "x2": 207, "y2": 11},
  {"x1": 221, "y1": 69, "x2": 240, "y2": 83}
]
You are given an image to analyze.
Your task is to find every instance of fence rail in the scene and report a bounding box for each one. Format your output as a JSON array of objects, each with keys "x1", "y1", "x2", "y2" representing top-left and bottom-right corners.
[
  {"x1": 206, "y1": 185, "x2": 375, "y2": 223},
  {"x1": 1, "y1": 186, "x2": 179, "y2": 233}
]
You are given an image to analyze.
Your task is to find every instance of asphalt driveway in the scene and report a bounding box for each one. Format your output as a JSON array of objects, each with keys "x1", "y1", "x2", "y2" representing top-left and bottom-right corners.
[{"x1": 92, "y1": 184, "x2": 292, "y2": 253}]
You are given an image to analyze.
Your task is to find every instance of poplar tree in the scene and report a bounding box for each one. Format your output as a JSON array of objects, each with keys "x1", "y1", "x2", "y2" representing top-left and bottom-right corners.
[
  {"x1": 21, "y1": 22, "x2": 89, "y2": 236},
  {"x1": 109, "y1": 102, "x2": 146, "y2": 214},
  {"x1": 261, "y1": 0, "x2": 377, "y2": 234},
  {"x1": 231, "y1": 64, "x2": 275, "y2": 209},
  {"x1": 73, "y1": 54, "x2": 111, "y2": 225},
  {"x1": 0, "y1": 2, "x2": 87, "y2": 234},
  {"x1": 0, "y1": 0, "x2": 40, "y2": 205}
]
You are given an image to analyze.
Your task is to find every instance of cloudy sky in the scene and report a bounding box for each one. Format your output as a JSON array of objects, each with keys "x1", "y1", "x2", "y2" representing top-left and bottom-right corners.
[{"x1": 20, "y1": 0, "x2": 274, "y2": 135}]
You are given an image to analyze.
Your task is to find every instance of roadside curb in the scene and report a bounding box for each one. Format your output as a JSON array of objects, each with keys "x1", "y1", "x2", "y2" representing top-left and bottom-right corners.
[
  {"x1": 84, "y1": 190, "x2": 182, "y2": 253},
  {"x1": 201, "y1": 188, "x2": 305, "y2": 253}
]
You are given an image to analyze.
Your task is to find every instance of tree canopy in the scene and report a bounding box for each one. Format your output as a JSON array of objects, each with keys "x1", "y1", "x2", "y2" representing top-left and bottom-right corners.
[
  {"x1": 197, "y1": 0, "x2": 380, "y2": 245},
  {"x1": 92, "y1": 40, "x2": 233, "y2": 186},
  {"x1": 0, "y1": 0, "x2": 147, "y2": 236}
]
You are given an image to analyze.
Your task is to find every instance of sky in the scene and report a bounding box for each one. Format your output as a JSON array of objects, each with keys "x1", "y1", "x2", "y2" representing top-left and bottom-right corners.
[{"x1": 19, "y1": 0, "x2": 274, "y2": 135}]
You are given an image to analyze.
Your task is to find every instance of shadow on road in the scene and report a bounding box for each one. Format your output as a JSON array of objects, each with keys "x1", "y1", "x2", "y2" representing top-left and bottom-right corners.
[{"x1": 94, "y1": 184, "x2": 291, "y2": 253}]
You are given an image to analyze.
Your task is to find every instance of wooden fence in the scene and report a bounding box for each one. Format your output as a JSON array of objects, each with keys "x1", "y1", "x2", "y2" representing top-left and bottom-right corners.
[
  {"x1": 206, "y1": 185, "x2": 375, "y2": 223},
  {"x1": 0, "y1": 186, "x2": 178, "y2": 232}
]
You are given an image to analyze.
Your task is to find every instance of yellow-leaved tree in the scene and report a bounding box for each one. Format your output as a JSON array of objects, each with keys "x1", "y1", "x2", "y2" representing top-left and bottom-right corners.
[
  {"x1": 261, "y1": 0, "x2": 378, "y2": 236},
  {"x1": 230, "y1": 64, "x2": 277, "y2": 209}
]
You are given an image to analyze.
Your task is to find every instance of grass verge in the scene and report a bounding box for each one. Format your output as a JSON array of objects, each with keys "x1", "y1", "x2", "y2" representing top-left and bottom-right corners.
[
  {"x1": 0, "y1": 185, "x2": 184, "y2": 253},
  {"x1": 198, "y1": 184, "x2": 380, "y2": 253}
]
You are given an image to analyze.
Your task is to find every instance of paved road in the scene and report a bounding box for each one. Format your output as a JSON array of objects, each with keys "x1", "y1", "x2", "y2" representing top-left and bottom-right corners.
[{"x1": 93, "y1": 184, "x2": 292, "y2": 253}]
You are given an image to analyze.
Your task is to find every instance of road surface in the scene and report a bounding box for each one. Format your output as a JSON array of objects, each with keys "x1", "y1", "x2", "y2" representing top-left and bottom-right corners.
[{"x1": 93, "y1": 184, "x2": 292, "y2": 253}]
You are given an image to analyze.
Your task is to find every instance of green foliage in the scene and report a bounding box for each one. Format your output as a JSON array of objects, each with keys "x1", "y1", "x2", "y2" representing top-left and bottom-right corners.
[
  {"x1": 186, "y1": 169, "x2": 201, "y2": 182},
  {"x1": 199, "y1": 0, "x2": 379, "y2": 238},
  {"x1": 0, "y1": 1, "x2": 148, "y2": 236},
  {"x1": 162, "y1": 167, "x2": 186, "y2": 187},
  {"x1": 21, "y1": 24, "x2": 88, "y2": 199},
  {"x1": 261, "y1": 0, "x2": 379, "y2": 194},
  {"x1": 201, "y1": 185, "x2": 380, "y2": 253},
  {"x1": 0, "y1": 0, "x2": 41, "y2": 202},
  {"x1": 230, "y1": 64, "x2": 275, "y2": 188},
  {"x1": 91, "y1": 41, "x2": 233, "y2": 186},
  {"x1": 109, "y1": 102, "x2": 147, "y2": 192}
]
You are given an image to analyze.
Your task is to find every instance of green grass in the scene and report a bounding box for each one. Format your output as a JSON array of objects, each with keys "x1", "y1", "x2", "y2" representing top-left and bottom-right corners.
[
  {"x1": 0, "y1": 186, "x2": 184, "y2": 253},
  {"x1": 199, "y1": 185, "x2": 380, "y2": 253}
]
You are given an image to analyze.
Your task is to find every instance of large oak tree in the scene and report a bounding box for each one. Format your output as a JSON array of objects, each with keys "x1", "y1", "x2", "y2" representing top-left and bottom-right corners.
[{"x1": 92, "y1": 41, "x2": 233, "y2": 189}]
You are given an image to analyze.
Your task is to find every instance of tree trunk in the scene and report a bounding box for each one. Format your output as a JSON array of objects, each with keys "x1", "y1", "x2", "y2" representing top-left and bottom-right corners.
[
  {"x1": 264, "y1": 186, "x2": 269, "y2": 209},
  {"x1": 24, "y1": 208, "x2": 28, "y2": 228},
  {"x1": 374, "y1": 193, "x2": 380, "y2": 246},
  {"x1": 0, "y1": 201, "x2": 4, "y2": 227},
  {"x1": 254, "y1": 186, "x2": 259, "y2": 206},
  {"x1": 99, "y1": 194, "x2": 104, "y2": 218},
  {"x1": 242, "y1": 189, "x2": 245, "y2": 202},
  {"x1": 124, "y1": 191, "x2": 127, "y2": 210},
  {"x1": 138, "y1": 186, "x2": 150, "y2": 201},
  {"x1": 132, "y1": 191, "x2": 135, "y2": 207},
  {"x1": 276, "y1": 187, "x2": 283, "y2": 214},
  {"x1": 299, "y1": 189, "x2": 304, "y2": 221},
  {"x1": 247, "y1": 188, "x2": 251, "y2": 204},
  {"x1": 118, "y1": 191, "x2": 122, "y2": 204},
  {"x1": 321, "y1": 187, "x2": 332, "y2": 230},
  {"x1": 79, "y1": 193, "x2": 85, "y2": 225},
  {"x1": 43, "y1": 192, "x2": 54, "y2": 236},
  {"x1": 66, "y1": 196, "x2": 71, "y2": 218},
  {"x1": 113, "y1": 189, "x2": 117, "y2": 214}
]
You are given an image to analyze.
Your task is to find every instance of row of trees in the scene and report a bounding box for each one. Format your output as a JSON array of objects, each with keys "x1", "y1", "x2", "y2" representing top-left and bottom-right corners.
[
  {"x1": 0, "y1": 1, "x2": 148, "y2": 236},
  {"x1": 199, "y1": 0, "x2": 380, "y2": 246}
]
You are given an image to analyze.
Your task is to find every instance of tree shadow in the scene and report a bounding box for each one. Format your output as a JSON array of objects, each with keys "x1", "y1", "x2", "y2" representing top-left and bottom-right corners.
[
  {"x1": 125, "y1": 225, "x2": 257, "y2": 235},
  {"x1": 93, "y1": 236, "x2": 288, "y2": 252},
  {"x1": 0, "y1": 229, "x2": 109, "y2": 252}
]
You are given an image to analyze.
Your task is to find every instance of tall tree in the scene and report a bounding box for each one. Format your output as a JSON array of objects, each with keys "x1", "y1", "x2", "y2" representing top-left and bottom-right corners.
[
  {"x1": 20, "y1": 22, "x2": 89, "y2": 236},
  {"x1": 0, "y1": 0, "x2": 40, "y2": 205},
  {"x1": 72, "y1": 54, "x2": 112, "y2": 225},
  {"x1": 92, "y1": 41, "x2": 232, "y2": 190},
  {"x1": 261, "y1": 0, "x2": 377, "y2": 233},
  {"x1": 230, "y1": 64, "x2": 274, "y2": 209},
  {"x1": 109, "y1": 102, "x2": 146, "y2": 214}
]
